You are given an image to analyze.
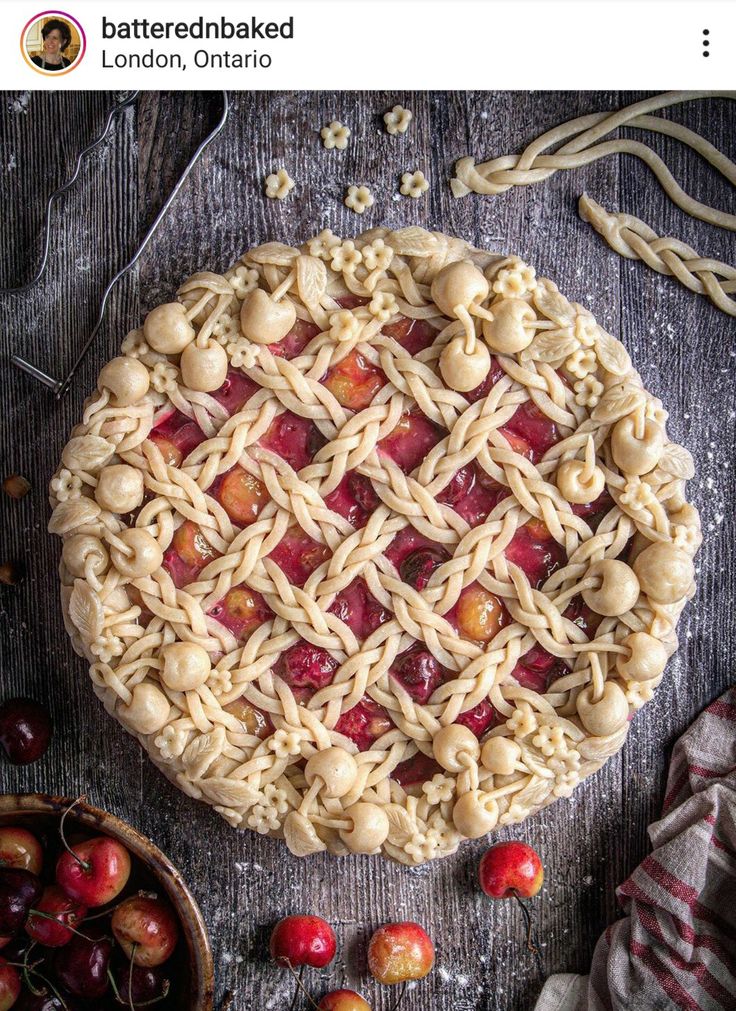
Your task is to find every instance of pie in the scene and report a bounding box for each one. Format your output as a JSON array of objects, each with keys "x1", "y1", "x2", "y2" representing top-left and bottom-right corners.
[{"x1": 49, "y1": 227, "x2": 700, "y2": 863}]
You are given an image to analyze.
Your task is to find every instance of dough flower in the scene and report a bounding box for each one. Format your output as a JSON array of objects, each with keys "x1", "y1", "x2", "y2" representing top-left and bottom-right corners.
[
  {"x1": 574, "y1": 375, "x2": 604, "y2": 408},
  {"x1": 226, "y1": 266, "x2": 259, "y2": 300},
  {"x1": 330, "y1": 240, "x2": 363, "y2": 274},
  {"x1": 151, "y1": 361, "x2": 179, "y2": 394},
  {"x1": 209, "y1": 668, "x2": 233, "y2": 697},
  {"x1": 344, "y1": 185, "x2": 374, "y2": 215},
  {"x1": 269, "y1": 727, "x2": 302, "y2": 758},
  {"x1": 265, "y1": 168, "x2": 295, "y2": 200},
  {"x1": 506, "y1": 705, "x2": 537, "y2": 738},
  {"x1": 329, "y1": 310, "x2": 362, "y2": 343},
  {"x1": 91, "y1": 631, "x2": 124, "y2": 663},
  {"x1": 384, "y1": 104, "x2": 413, "y2": 135},
  {"x1": 566, "y1": 348, "x2": 597, "y2": 379},
  {"x1": 422, "y1": 773, "x2": 455, "y2": 805},
  {"x1": 228, "y1": 339, "x2": 258, "y2": 369},
  {"x1": 121, "y1": 330, "x2": 149, "y2": 359},
  {"x1": 155, "y1": 724, "x2": 188, "y2": 760},
  {"x1": 51, "y1": 468, "x2": 82, "y2": 502},
  {"x1": 368, "y1": 291, "x2": 398, "y2": 323},
  {"x1": 307, "y1": 229, "x2": 341, "y2": 260},
  {"x1": 493, "y1": 262, "x2": 537, "y2": 297},
  {"x1": 212, "y1": 313, "x2": 241, "y2": 345},
  {"x1": 362, "y1": 238, "x2": 394, "y2": 272},
  {"x1": 320, "y1": 120, "x2": 351, "y2": 150},
  {"x1": 400, "y1": 171, "x2": 429, "y2": 199}
]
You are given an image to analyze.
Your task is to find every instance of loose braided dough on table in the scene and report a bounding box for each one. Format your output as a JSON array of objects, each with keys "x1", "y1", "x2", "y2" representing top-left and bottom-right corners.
[{"x1": 49, "y1": 226, "x2": 701, "y2": 864}]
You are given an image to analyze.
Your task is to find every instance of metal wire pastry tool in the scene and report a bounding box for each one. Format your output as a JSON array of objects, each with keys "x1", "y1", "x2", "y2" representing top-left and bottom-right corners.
[{"x1": 7, "y1": 90, "x2": 230, "y2": 398}]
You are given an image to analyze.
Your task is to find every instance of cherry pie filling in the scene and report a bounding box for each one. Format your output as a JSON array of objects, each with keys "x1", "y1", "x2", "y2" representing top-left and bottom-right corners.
[{"x1": 152, "y1": 314, "x2": 585, "y2": 782}]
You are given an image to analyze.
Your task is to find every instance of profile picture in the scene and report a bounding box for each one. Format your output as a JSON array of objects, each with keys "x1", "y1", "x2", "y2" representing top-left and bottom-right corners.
[{"x1": 21, "y1": 11, "x2": 85, "y2": 75}]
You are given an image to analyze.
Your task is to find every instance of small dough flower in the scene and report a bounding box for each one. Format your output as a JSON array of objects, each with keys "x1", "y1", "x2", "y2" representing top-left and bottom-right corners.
[
  {"x1": 307, "y1": 229, "x2": 341, "y2": 260},
  {"x1": 212, "y1": 313, "x2": 241, "y2": 345},
  {"x1": 405, "y1": 830, "x2": 440, "y2": 864},
  {"x1": 673, "y1": 523, "x2": 699, "y2": 552},
  {"x1": 362, "y1": 238, "x2": 394, "y2": 273},
  {"x1": 368, "y1": 291, "x2": 398, "y2": 323},
  {"x1": 328, "y1": 309, "x2": 362, "y2": 343},
  {"x1": 151, "y1": 361, "x2": 179, "y2": 394},
  {"x1": 228, "y1": 339, "x2": 258, "y2": 370},
  {"x1": 384, "y1": 105, "x2": 413, "y2": 136},
  {"x1": 422, "y1": 773, "x2": 455, "y2": 805},
  {"x1": 620, "y1": 478, "x2": 656, "y2": 512},
  {"x1": 400, "y1": 170, "x2": 429, "y2": 199},
  {"x1": 121, "y1": 329, "x2": 149, "y2": 359},
  {"x1": 268, "y1": 727, "x2": 302, "y2": 759},
  {"x1": 155, "y1": 724, "x2": 188, "y2": 761},
  {"x1": 493, "y1": 262, "x2": 537, "y2": 297},
  {"x1": 50, "y1": 468, "x2": 82, "y2": 502},
  {"x1": 574, "y1": 313, "x2": 599, "y2": 348},
  {"x1": 506, "y1": 705, "x2": 537, "y2": 739},
  {"x1": 574, "y1": 375, "x2": 604, "y2": 408},
  {"x1": 532, "y1": 724, "x2": 567, "y2": 758},
  {"x1": 265, "y1": 168, "x2": 295, "y2": 200},
  {"x1": 566, "y1": 348, "x2": 597, "y2": 380},
  {"x1": 246, "y1": 783, "x2": 289, "y2": 834},
  {"x1": 344, "y1": 185, "x2": 374, "y2": 215},
  {"x1": 226, "y1": 266, "x2": 259, "y2": 300},
  {"x1": 330, "y1": 240, "x2": 363, "y2": 274},
  {"x1": 209, "y1": 668, "x2": 233, "y2": 697},
  {"x1": 549, "y1": 749, "x2": 582, "y2": 797},
  {"x1": 320, "y1": 120, "x2": 351, "y2": 150},
  {"x1": 91, "y1": 631, "x2": 124, "y2": 664},
  {"x1": 625, "y1": 679, "x2": 655, "y2": 709}
]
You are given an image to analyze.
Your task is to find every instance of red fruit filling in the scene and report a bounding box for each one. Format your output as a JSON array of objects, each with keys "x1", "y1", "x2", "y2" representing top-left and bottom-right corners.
[
  {"x1": 148, "y1": 409, "x2": 205, "y2": 467},
  {"x1": 455, "y1": 699, "x2": 501, "y2": 737},
  {"x1": 400, "y1": 547, "x2": 450, "y2": 591},
  {"x1": 378, "y1": 410, "x2": 444, "y2": 474},
  {"x1": 437, "y1": 465, "x2": 476, "y2": 505},
  {"x1": 163, "y1": 520, "x2": 221, "y2": 588},
  {"x1": 334, "y1": 696, "x2": 393, "y2": 751},
  {"x1": 391, "y1": 751, "x2": 443, "y2": 789},
  {"x1": 223, "y1": 696, "x2": 273, "y2": 738},
  {"x1": 390, "y1": 646, "x2": 451, "y2": 704},
  {"x1": 329, "y1": 578, "x2": 392, "y2": 639},
  {"x1": 261, "y1": 411, "x2": 322, "y2": 471},
  {"x1": 208, "y1": 369, "x2": 259, "y2": 415},
  {"x1": 268, "y1": 529, "x2": 330, "y2": 587},
  {"x1": 512, "y1": 645, "x2": 570, "y2": 694},
  {"x1": 382, "y1": 316, "x2": 437, "y2": 355},
  {"x1": 270, "y1": 318, "x2": 321, "y2": 359},
  {"x1": 275, "y1": 641, "x2": 339, "y2": 691},
  {"x1": 385, "y1": 528, "x2": 442, "y2": 571},
  {"x1": 323, "y1": 349, "x2": 386, "y2": 410},
  {"x1": 505, "y1": 520, "x2": 566, "y2": 588},
  {"x1": 465, "y1": 357, "x2": 507, "y2": 403},
  {"x1": 208, "y1": 584, "x2": 272, "y2": 639},
  {"x1": 572, "y1": 488, "x2": 614, "y2": 524},
  {"x1": 564, "y1": 595, "x2": 602, "y2": 638},
  {"x1": 213, "y1": 465, "x2": 269, "y2": 526},
  {"x1": 324, "y1": 471, "x2": 381, "y2": 528}
]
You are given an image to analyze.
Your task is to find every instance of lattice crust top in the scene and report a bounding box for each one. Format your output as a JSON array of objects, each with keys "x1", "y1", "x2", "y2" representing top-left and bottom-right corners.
[{"x1": 49, "y1": 227, "x2": 701, "y2": 864}]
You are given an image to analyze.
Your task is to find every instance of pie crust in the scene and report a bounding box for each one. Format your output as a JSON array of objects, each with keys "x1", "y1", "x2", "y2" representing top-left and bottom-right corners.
[{"x1": 49, "y1": 227, "x2": 701, "y2": 863}]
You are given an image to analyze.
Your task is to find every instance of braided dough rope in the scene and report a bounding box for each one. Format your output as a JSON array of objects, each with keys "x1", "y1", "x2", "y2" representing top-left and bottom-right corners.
[
  {"x1": 451, "y1": 91, "x2": 736, "y2": 315},
  {"x1": 49, "y1": 226, "x2": 701, "y2": 864}
]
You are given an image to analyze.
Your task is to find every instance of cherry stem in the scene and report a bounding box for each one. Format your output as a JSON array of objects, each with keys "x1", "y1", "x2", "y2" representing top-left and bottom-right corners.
[
  {"x1": 389, "y1": 981, "x2": 408, "y2": 1011},
  {"x1": 285, "y1": 961, "x2": 320, "y2": 1011},
  {"x1": 129, "y1": 943, "x2": 137, "y2": 1011},
  {"x1": 512, "y1": 891, "x2": 544, "y2": 976},
  {"x1": 28, "y1": 908, "x2": 96, "y2": 943},
  {"x1": 59, "y1": 794, "x2": 91, "y2": 872}
]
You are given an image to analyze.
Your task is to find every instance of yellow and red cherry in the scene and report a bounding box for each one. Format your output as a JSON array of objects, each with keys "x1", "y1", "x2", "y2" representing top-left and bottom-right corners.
[
  {"x1": 277, "y1": 641, "x2": 338, "y2": 691},
  {"x1": 335, "y1": 697, "x2": 393, "y2": 752},
  {"x1": 391, "y1": 646, "x2": 450, "y2": 704},
  {"x1": 400, "y1": 547, "x2": 450, "y2": 592},
  {"x1": 55, "y1": 836, "x2": 131, "y2": 907},
  {"x1": 269, "y1": 915, "x2": 337, "y2": 969},
  {"x1": 367, "y1": 921, "x2": 435, "y2": 985},
  {"x1": 317, "y1": 990, "x2": 371, "y2": 1011},
  {"x1": 25, "y1": 885, "x2": 87, "y2": 948},
  {"x1": 148, "y1": 433, "x2": 183, "y2": 467},
  {"x1": 218, "y1": 466, "x2": 269, "y2": 525},
  {"x1": 0, "y1": 868, "x2": 42, "y2": 935},
  {"x1": 0, "y1": 958, "x2": 20, "y2": 1011},
  {"x1": 323, "y1": 350, "x2": 386, "y2": 411},
  {"x1": 456, "y1": 585, "x2": 505, "y2": 643},
  {"x1": 479, "y1": 841, "x2": 544, "y2": 899},
  {"x1": 0, "y1": 827, "x2": 43, "y2": 875},
  {"x1": 209, "y1": 585, "x2": 271, "y2": 640},
  {"x1": 111, "y1": 894, "x2": 179, "y2": 967},
  {"x1": 171, "y1": 521, "x2": 219, "y2": 572},
  {"x1": 0, "y1": 699, "x2": 52, "y2": 765},
  {"x1": 223, "y1": 696, "x2": 273, "y2": 739}
]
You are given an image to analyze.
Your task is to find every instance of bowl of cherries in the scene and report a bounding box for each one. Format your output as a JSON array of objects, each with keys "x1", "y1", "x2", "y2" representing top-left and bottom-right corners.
[{"x1": 0, "y1": 794, "x2": 214, "y2": 1010}]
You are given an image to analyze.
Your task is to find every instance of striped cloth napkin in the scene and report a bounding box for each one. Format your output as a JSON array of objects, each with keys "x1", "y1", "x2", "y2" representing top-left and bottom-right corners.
[{"x1": 535, "y1": 688, "x2": 736, "y2": 1011}]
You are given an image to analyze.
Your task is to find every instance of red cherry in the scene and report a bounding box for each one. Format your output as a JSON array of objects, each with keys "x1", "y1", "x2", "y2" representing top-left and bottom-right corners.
[
  {"x1": 271, "y1": 318, "x2": 321, "y2": 359},
  {"x1": 390, "y1": 752, "x2": 443, "y2": 790},
  {"x1": 400, "y1": 547, "x2": 449, "y2": 591},
  {"x1": 479, "y1": 841, "x2": 544, "y2": 899},
  {"x1": 277, "y1": 641, "x2": 338, "y2": 691},
  {"x1": 505, "y1": 521, "x2": 566, "y2": 589},
  {"x1": 53, "y1": 932, "x2": 112, "y2": 998},
  {"x1": 0, "y1": 827, "x2": 43, "y2": 875},
  {"x1": 378, "y1": 411, "x2": 443, "y2": 474},
  {"x1": 0, "y1": 699, "x2": 52, "y2": 765},
  {"x1": 334, "y1": 697, "x2": 393, "y2": 752},
  {"x1": 323, "y1": 350, "x2": 386, "y2": 411},
  {"x1": 391, "y1": 647, "x2": 449, "y2": 704},
  {"x1": 110, "y1": 960, "x2": 171, "y2": 1005},
  {"x1": 269, "y1": 915, "x2": 336, "y2": 969},
  {"x1": 367, "y1": 921, "x2": 435, "y2": 984},
  {"x1": 455, "y1": 700, "x2": 500, "y2": 738},
  {"x1": 56, "y1": 836, "x2": 131, "y2": 907},
  {"x1": 347, "y1": 471, "x2": 380, "y2": 514},
  {"x1": 0, "y1": 957, "x2": 20, "y2": 1011},
  {"x1": 25, "y1": 885, "x2": 87, "y2": 947},
  {"x1": 382, "y1": 315, "x2": 437, "y2": 355},
  {"x1": 269, "y1": 530, "x2": 331, "y2": 587},
  {"x1": 317, "y1": 989, "x2": 371, "y2": 1011},
  {"x1": 437, "y1": 465, "x2": 476, "y2": 505},
  {"x1": 261, "y1": 411, "x2": 319, "y2": 471},
  {"x1": 329, "y1": 579, "x2": 391, "y2": 639},
  {"x1": 111, "y1": 894, "x2": 179, "y2": 967},
  {"x1": 0, "y1": 869, "x2": 42, "y2": 935}
]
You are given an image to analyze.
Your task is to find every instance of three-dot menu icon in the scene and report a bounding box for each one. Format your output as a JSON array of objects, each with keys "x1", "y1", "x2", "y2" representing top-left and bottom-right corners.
[{"x1": 703, "y1": 29, "x2": 710, "y2": 57}]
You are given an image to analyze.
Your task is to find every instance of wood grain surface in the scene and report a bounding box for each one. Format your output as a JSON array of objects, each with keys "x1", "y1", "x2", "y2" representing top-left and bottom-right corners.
[{"x1": 0, "y1": 91, "x2": 734, "y2": 1011}]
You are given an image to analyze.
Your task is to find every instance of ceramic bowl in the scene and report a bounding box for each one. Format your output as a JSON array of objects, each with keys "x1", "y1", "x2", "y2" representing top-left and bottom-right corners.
[{"x1": 0, "y1": 793, "x2": 214, "y2": 1009}]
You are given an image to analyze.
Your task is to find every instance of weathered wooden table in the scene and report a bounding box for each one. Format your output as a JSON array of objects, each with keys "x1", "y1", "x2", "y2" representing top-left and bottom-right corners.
[{"x1": 1, "y1": 91, "x2": 733, "y2": 1010}]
